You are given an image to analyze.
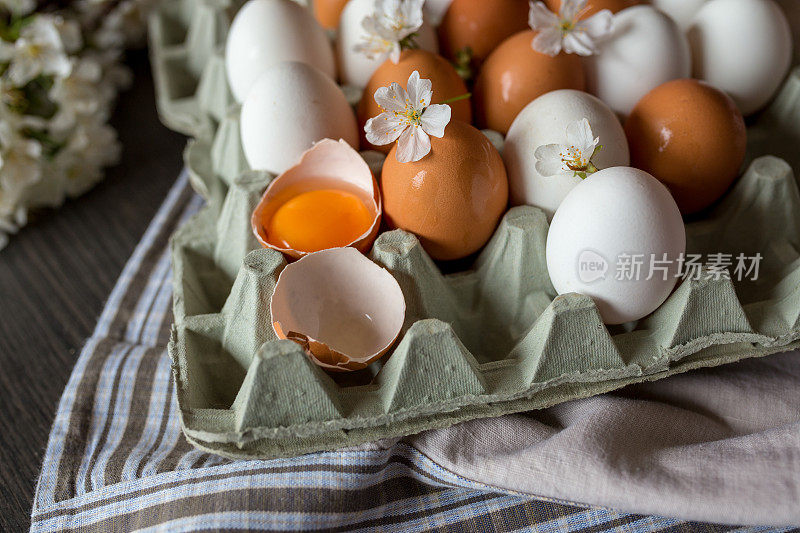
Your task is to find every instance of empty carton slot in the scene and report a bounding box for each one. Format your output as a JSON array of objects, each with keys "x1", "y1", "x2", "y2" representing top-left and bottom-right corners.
[
  {"x1": 371, "y1": 207, "x2": 556, "y2": 365},
  {"x1": 178, "y1": 328, "x2": 247, "y2": 409},
  {"x1": 161, "y1": 56, "x2": 200, "y2": 101},
  {"x1": 154, "y1": 11, "x2": 190, "y2": 47}
]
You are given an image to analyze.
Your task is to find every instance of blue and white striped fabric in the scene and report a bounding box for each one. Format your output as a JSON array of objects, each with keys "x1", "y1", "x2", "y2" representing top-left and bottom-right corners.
[{"x1": 30, "y1": 172, "x2": 775, "y2": 532}]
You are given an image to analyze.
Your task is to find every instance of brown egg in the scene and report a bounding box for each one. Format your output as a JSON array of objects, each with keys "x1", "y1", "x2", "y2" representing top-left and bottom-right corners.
[
  {"x1": 474, "y1": 30, "x2": 586, "y2": 135},
  {"x1": 543, "y1": 0, "x2": 642, "y2": 17},
  {"x1": 312, "y1": 0, "x2": 349, "y2": 30},
  {"x1": 437, "y1": 0, "x2": 530, "y2": 68},
  {"x1": 358, "y1": 49, "x2": 471, "y2": 153},
  {"x1": 381, "y1": 120, "x2": 509, "y2": 261},
  {"x1": 624, "y1": 78, "x2": 746, "y2": 214}
]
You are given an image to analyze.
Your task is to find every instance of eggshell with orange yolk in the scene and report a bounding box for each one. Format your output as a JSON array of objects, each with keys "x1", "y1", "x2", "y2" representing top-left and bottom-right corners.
[{"x1": 251, "y1": 139, "x2": 382, "y2": 260}]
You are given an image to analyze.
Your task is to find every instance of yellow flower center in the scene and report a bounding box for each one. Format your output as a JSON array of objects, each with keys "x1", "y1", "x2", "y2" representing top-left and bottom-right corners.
[
  {"x1": 559, "y1": 19, "x2": 575, "y2": 34},
  {"x1": 561, "y1": 145, "x2": 588, "y2": 171},
  {"x1": 379, "y1": 100, "x2": 422, "y2": 126}
]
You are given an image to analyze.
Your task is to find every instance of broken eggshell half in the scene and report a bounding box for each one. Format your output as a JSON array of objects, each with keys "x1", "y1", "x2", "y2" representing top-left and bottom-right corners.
[
  {"x1": 270, "y1": 247, "x2": 407, "y2": 371},
  {"x1": 251, "y1": 138, "x2": 382, "y2": 260}
]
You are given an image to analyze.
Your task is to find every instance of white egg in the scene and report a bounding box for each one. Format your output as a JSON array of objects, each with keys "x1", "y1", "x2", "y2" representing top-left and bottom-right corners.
[
  {"x1": 546, "y1": 167, "x2": 686, "y2": 325},
  {"x1": 584, "y1": 6, "x2": 691, "y2": 117},
  {"x1": 337, "y1": 0, "x2": 439, "y2": 88},
  {"x1": 240, "y1": 62, "x2": 359, "y2": 175},
  {"x1": 688, "y1": 0, "x2": 792, "y2": 115},
  {"x1": 503, "y1": 90, "x2": 629, "y2": 219},
  {"x1": 650, "y1": 0, "x2": 707, "y2": 30},
  {"x1": 226, "y1": 0, "x2": 336, "y2": 103}
]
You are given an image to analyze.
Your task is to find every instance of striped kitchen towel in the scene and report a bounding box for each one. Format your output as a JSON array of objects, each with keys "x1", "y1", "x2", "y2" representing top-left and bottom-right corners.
[{"x1": 30, "y1": 172, "x2": 779, "y2": 532}]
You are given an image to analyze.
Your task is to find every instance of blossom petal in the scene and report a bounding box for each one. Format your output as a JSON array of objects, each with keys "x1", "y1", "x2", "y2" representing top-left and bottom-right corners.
[
  {"x1": 8, "y1": 60, "x2": 40, "y2": 86},
  {"x1": 406, "y1": 70, "x2": 432, "y2": 109},
  {"x1": 361, "y1": 15, "x2": 380, "y2": 35},
  {"x1": 360, "y1": 15, "x2": 380, "y2": 36},
  {"x1": 528, "y1": 1, "x2": 558, "y2": 30},
  {"x1": 365, "y1": 112, "x2": 406, "y2": 145},
  {"x1": 0, "y1": 42, "x2": 14, "y2": 62},
  {"x1": 357, "y1": 15, "x2": 397, "y2": 60},
  {"x1": 45, "y1": 52, "x2": 72, "y2": 78},
  {"x1": 534, "y1": 144, "x2": 567, "y2": 176},
  {"x1": 374, "y1": 82, "x2": 408, "y2": 113},
  {"x1": 420, "y1": 104, "x2": 451, "y2": 138},
  {"x1": 565, "y1": 118, "x2": 597, "y2": 155},
  {"x1": 562, "y1": 30, "x2": 597, "y2": 56},
  {"x1": 377, "y1": 0, "x2": 400, "y2": 18},
  {"x1": 389, "y1": 42, "x2": 402, "y2": 63},
  {"x1": 579, "y1": 9, "x2": 614, "y2": 39},
  {"x1": 396, "y1": 124, "x2": 431, "y2": 163},
  {"x1": 560, "y1": 0, "x2": 588, "y2": 21},
  {"x1": 400, "y1": 0, "x2": 424, "y2": 31},
  {"x1": 532, "y1": 27, "x2": 563, "y2": 56}
]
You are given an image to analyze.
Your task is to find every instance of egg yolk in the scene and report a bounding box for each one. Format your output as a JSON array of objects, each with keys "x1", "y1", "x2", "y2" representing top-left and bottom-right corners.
[{"x1": 266, "y1": 189, "x2": 373, "y2": 253}]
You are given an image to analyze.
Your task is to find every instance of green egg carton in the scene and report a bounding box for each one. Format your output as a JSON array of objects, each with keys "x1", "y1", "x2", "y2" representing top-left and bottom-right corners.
[{"x1": 153, "y1": 0, "x2": 800, "y2": 459}]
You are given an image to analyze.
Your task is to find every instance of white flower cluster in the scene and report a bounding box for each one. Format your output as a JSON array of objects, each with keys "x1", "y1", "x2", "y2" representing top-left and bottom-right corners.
[
  {"x1": 0, "y1": 0, "x2": 155, "y2": 249},
  {"x1": 354, "y1": 0, "x2": 424, "y2": 64}
]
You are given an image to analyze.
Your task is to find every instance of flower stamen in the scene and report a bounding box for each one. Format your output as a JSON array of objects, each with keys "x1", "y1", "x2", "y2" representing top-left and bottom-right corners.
[{"x1": 364, "y1": 70, "x2": 452, "y2": 163}]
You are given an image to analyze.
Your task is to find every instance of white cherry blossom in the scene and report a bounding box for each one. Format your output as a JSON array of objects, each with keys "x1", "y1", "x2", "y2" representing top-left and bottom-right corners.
[
  {"x1": 0, "y1": 122, "x2": 42, "y2": 195},
  {"x1": 0, "y1": 17, "x2": 71, "y2": 86},
  {"x1": 52, "y1": 16, "x2": 83, "y2": 54},
  {"x1": 365, "y1": 70, "x2": 452, "y2": 163},
  {"x1": 0, "y1": 0, "x2": 35, "y2": 17},
  {"x1": 534, "y1": 118, "x2": 601, "y2": 179},
  {"x1": 354, "y1": 0, "x2": 424, "y2": 64},
  {"x1": 528, "y1": 0, "x2": 614, "y2": 57},
  {"x1": 48, "y1": 57, "x2": 106, "y2": 136},
  {"x1": 0, "y1": 1, "x2": 147, "y2": 250}
]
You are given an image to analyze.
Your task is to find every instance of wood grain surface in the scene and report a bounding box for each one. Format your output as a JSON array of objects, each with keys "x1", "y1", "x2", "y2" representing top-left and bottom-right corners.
[{"x1": 0, "y1": 51, "x2": 185, "y2": 530}]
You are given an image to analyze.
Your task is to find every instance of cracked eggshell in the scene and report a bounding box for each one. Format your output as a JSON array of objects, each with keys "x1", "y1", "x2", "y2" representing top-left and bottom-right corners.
[
  {"x1": 270, "y1": 247, "x2": 406, "y2": 371},
  {"x1": 546, "y1": 166, "x2": 686, "y2": 325},
  {"x1": 240, "y1": 62, "x2": 359, "y2": 175},
  {"x1": 337, "y1": 0, "x2": 439, "y2": 88},
  {"x1": 583, "y1": 5, "x2": 691, "y2": 117},
  {"x1": 251, "y1": 139, "x2": 381, "y2": 260},
  {"x1": 503, "y1": 89, "x2": 629, "y2": 219},
  {"x1": 226, "y1": 0, "x2": 336, "y2": 103},
  {"x1": 688, "y1": 0, "x2": 792, "y2": 115}
]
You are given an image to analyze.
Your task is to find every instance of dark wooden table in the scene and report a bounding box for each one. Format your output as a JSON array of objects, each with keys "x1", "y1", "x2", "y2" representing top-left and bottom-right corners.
[{"x1": 0, "y1": 51, "x2": 185, "y2": 530}]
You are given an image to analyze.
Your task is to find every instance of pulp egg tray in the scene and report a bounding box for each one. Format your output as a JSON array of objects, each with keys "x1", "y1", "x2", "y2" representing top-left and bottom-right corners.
[{"x1": 153, "y1": 0, "x2": 800, "y2": 459}]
